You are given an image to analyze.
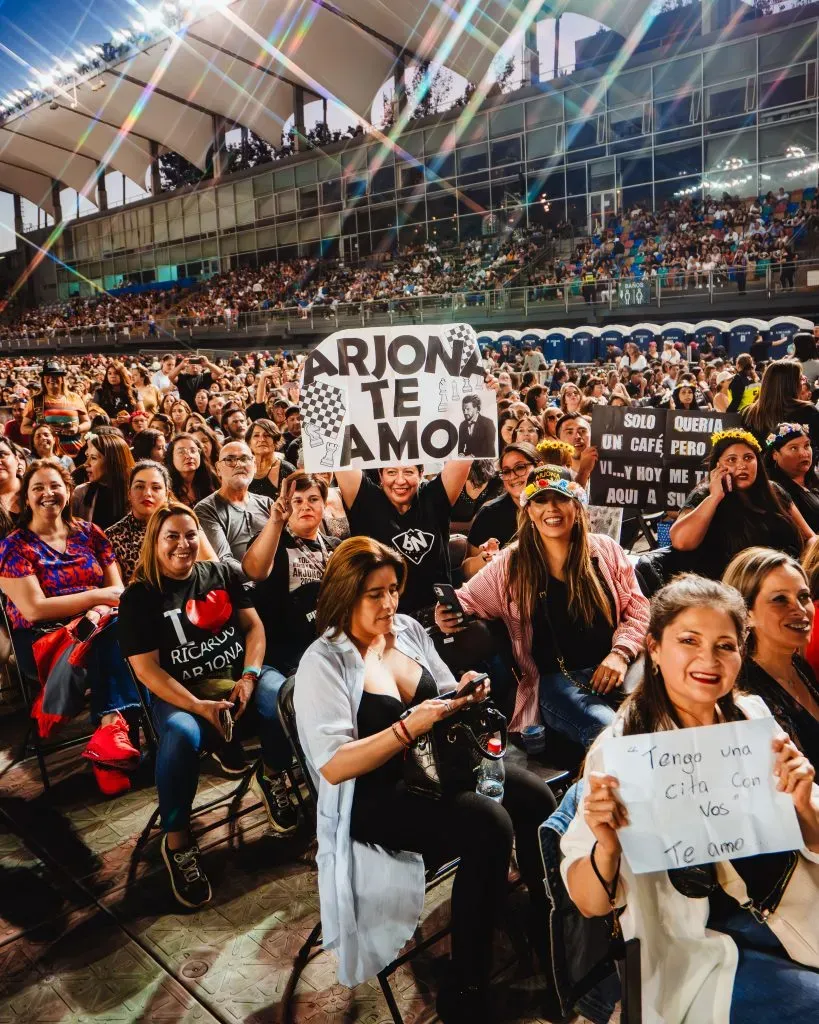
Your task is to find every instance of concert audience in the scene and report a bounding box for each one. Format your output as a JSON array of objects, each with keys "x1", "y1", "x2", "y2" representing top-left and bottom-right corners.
[{"x1": 72, "y1": 432, "x2": 134, "y2": 531}]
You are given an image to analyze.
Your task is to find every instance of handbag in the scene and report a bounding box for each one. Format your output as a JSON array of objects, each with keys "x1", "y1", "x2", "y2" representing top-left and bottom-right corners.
[{"x1": 400, "y1": 696, "x2": 508, "y2": 800}]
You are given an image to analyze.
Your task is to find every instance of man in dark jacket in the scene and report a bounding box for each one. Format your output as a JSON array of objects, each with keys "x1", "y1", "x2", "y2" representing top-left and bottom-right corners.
[{"x1": 458, "y1": 394, "x2": 496, "y2": 457}]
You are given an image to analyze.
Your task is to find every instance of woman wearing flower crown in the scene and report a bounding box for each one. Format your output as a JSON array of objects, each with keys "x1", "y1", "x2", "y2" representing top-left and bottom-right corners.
[
  {"x1": 670, "y1": 428, "x2": 813, "y2": 580},
  {"x1": 435, "y1": 465, "x2": 649, "y2": 749},
  {"x1": 765, "y1": 423, "x2": 819, "y2": 533}
]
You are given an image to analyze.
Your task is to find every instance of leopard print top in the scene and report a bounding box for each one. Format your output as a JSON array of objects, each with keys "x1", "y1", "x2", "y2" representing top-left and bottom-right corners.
[{"x1": 106, "y1": 512, "x2": 146, "y2": 584}]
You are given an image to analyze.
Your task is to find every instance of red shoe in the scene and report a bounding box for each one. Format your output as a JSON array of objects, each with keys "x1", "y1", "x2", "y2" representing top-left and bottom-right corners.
[
  {"x1": 92, "y1": 763, "x2": 131, "y2": 797},
  {"x1": 82, "y1": 713, "x2": 140, "y2": 770}
]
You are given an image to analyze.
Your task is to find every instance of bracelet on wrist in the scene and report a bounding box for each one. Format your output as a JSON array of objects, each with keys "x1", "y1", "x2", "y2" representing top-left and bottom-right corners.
[
  {"x1": 242, "y1": 666, "x2": 261, "y2": 679},
  {"x1": 398, "y1": 719, "x2": 413, "y2": 745},
  {"x1": 391, "y1": 722, "x2": 410, "y2": 749}
]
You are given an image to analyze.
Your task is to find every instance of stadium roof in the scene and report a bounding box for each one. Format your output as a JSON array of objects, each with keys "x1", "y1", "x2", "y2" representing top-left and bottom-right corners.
[{"x1": 0, "y1": 0, "x2": 651, "y2": 216}]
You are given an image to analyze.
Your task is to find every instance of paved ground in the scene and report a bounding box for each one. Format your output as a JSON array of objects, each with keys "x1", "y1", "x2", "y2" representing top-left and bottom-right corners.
[{"x1": 0, "y1": 707, "x2": 611, "y2": 1024}]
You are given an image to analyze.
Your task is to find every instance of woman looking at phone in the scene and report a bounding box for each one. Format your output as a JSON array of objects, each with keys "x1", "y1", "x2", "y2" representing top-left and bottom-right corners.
[
  {"x1": 670, "y1": 429, "x2": 811, "y2": 580},
  {"x1": 242, "y1": 472, "x2": 340, "y2": 676},
  {"x1": 119, "y1": 503, "x2": 298, "y2": 910},
  {"x1": 563, "y1": 575, "x2": 819, "y2": 1023}
]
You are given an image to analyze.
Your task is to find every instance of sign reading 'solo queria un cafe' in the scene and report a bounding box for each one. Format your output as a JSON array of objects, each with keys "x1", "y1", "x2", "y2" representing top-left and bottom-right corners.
[{"x1": 589, "y1": 406, "x2": 742, "y2": 509}]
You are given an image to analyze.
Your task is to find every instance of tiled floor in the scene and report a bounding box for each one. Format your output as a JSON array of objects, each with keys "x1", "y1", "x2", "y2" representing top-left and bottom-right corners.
[{"x1": 0, "y1": 709, "x2": 609, "y2": 1024}]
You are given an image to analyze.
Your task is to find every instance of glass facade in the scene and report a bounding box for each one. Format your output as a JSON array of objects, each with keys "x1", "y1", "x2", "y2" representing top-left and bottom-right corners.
[{"x1": 57, "y1": 19, "x2": 819, "y2": 299}]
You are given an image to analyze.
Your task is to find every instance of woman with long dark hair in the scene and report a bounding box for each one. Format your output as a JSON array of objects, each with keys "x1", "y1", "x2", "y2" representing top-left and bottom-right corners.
[
  {"x1": 437, "y1": 466, "x2": 649, "y2": 746},
  {"x1": 72, "y1": 432, "x2": 134, "y2": 530},
  {"x1": 93, "y1": 361, "x2": 140, "y2": 419},
  {"x1": 131, "y1": 428, "x2": 167, "y2": 464},
  {"x1": 671, "y1": 428, "x2": 811, "y2": 579},
  {"x1": 563, "y1": 574, "x2": 819, "y2": 1024},
  {"x1": 743, "y1": 359, "x2": 819, "y2": 457},
  {"x1": 166, "y1": 433, "x2": 217, "y2": 507}
]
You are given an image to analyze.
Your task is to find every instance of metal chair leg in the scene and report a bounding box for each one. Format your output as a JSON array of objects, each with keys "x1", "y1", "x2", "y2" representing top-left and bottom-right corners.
[
  {"x1": 282, "y1": 921, "x2": 323, "y2": 1024},
  {"x1": 377, "y1": 970, "x2": 404, "y2": 1024}
]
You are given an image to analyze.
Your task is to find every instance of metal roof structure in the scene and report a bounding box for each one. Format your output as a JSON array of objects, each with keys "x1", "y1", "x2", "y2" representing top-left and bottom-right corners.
[{"x1": 0, "y1": 0, "x2": 651, "y2": 217}]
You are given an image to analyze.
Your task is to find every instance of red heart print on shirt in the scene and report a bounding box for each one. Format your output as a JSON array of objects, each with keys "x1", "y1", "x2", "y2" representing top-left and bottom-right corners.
[{"x1": 185, "y1": 590, "x2": 233, "y2": 632}]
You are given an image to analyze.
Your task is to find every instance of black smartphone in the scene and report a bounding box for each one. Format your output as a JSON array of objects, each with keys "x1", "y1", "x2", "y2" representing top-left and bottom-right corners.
[
  {"x1": 438, "y1": 673, "x2": 489, "y2": 702},
  {"x1": 433, "y1": 583, "x2": 464, "y2": 615},
  {"x1": 74, "y1": 616, "x2": 97, "y2": 643}
]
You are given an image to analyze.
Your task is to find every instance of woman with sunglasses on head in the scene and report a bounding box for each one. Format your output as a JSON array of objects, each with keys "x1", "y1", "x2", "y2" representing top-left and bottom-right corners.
[
  {"x1": 764, "y1": 423, "x2": 819, "y2": 533},
  {"x1": 438, "y1": 466, "x2": 649, "y2": 747},
  {"x1": 461, "y1": 443, "x2": 540, "y2": 580},
  {"x1": 562, "y1": 574, "x2": 819, "y2": 1024},
  {"x1": 671, "y1": 428, "x2": 812, "y2": 580},
  {"x1": 724, "y1": 547, "x2": 819, "y2": 770}
]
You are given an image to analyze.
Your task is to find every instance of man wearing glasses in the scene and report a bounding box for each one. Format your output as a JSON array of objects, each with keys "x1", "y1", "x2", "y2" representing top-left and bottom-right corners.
[
  {"x1": 195, "y1": 441, "x2": 273, "y2": 579},
  {"x1": 461, "y1": 442, "x2": 540, "y2": 580}
]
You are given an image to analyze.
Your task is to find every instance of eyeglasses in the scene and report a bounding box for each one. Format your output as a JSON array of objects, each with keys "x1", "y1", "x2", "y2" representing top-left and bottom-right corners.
[
  {"x1": 500, "y1": 462, "x2": 532, "y2": 479},
  {"x1": 220, "y1": 455, "x2": 253, "y2": 466},
  {"x1": 174, "y1": 448, "x2": 199, "y2": 458}
]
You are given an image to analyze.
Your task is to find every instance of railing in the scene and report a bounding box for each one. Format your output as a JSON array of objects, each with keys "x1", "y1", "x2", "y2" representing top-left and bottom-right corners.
[{"x1": 2, "y1": 259, "x2": 818, "y2": 350}]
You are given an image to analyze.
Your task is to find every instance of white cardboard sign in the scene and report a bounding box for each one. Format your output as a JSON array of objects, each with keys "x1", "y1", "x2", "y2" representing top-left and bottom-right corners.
[
  {"x1": 602, "y1": 717, "x2": 803, "y2": 874},
  {"x1": 299, "y1": 324, "x2": 497, "y2": 471}
]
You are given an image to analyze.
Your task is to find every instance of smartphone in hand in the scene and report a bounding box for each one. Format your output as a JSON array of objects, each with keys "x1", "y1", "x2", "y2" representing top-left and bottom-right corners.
[{"x1": 433, "y1": 583, "x2": 465, "y2": 616}]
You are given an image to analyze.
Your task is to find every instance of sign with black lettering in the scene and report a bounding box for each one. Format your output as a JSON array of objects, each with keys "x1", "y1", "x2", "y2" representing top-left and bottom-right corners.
[
  {"x1": 603, "y1": 717, "x2": 802, "y2": 874},
  {"x1": 300, "y1": 324, "x2": 496, "y2": 470},
  {"x1": 589, "y1": 407, "x2": 741, "y2": 509}
]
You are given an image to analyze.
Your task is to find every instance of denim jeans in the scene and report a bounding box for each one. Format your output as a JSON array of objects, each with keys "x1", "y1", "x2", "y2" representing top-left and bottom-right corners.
[
  {"x1": 14, "y1": 625, "x2": 140, "y2": 725},
  {"x1": 152, "y1": 666, "x2": 289, "y2": 832},
  {"x1": 538, "y1": 667, "x2": 616, "y2": 749},
  {"x1": 708, "y1": 904, "x2": 819, "y2": 1022}
]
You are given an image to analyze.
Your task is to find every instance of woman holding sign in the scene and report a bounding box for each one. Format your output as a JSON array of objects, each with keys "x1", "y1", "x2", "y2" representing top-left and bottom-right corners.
[
  {"x1": 563, "y1": 574, "x2": 819, "y2": 1024},
  {"x1": 670, "y1": 428, "x2": 811, "y2": 580},
  {"x1": 436, "y1": 466, "x2": 649, "y2": 744}
]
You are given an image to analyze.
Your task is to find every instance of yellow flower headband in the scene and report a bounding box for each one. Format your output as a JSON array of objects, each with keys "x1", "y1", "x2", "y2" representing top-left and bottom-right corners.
[
  {"x1": 536, "y1": 438, "x2": 576, "y2": 459},
  {"x1": 710, "y1": 427, "x2": 761, "y2": 453}
]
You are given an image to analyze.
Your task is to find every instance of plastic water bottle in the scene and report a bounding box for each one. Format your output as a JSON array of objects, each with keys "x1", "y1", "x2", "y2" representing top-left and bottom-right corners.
[{"x1": 476, "y1": 738, "x2": 505, "y2": 802}]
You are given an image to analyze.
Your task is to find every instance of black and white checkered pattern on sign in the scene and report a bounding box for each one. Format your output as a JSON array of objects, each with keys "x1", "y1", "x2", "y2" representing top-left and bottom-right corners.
[
  {"x1": 446, "y1": 324, "x2": 478, "y2": 372},
  {"x1": 301, "y1": 380, "x2": 346, "y2": 440}
]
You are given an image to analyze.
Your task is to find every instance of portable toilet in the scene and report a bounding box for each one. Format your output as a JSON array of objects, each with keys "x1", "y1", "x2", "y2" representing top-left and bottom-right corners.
[
  {"x1": 629, "y1": 322, "x2": 661, "y2": 352},
  {"x1": 569, "y1": 325, "x2": 601, "y2": 363},
  {"x1": 727, "y1": 317, "x2": 769, "y2": 358},
  {"x1": 543, "y1": 327, "x2": 570, "y2": 362}
]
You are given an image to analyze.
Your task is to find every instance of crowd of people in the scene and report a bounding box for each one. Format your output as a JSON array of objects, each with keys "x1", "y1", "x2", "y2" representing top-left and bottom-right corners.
[{"x1": 2, "y1": 330, "x2": 819, "y2": 1023}]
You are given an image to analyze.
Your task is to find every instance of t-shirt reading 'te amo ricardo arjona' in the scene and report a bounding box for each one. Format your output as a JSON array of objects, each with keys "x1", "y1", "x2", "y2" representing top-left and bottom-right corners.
[{"x1": 117, "y1": 561, "x2": 253, "y2": 693}]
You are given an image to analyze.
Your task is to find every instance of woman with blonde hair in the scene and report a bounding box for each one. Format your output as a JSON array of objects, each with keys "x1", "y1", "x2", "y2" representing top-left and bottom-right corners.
[
  {"x1": 295, "y1": 535, "x2": 557, "y2": 1017},
  {"x1": 72, "y1": 432, "x2": 134, "y2": 530},
  {"x1": 437, "y1": 465, "x2": 649, "y2": 746}
]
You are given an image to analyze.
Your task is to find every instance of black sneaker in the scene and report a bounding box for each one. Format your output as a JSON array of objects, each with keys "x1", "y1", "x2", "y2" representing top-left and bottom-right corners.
[
  {"x1": 211, "y1": 738, "x2": 249, "y2": 776},
  {"x1": 252, "y1": 765, "x2": 299, "y2": 834},
  {"x1": 161, "y1": 835, "x2": 212, "y2": 909}
]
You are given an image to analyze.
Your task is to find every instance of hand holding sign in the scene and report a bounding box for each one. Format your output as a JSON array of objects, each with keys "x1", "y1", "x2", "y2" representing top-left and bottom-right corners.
[{"x1": 602, "y1": 717, "x2": 805, "y2": 874}]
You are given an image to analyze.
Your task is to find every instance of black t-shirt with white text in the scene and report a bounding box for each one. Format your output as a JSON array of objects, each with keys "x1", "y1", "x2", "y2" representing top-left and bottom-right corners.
[
  {"x1": 346, "y1": 474, "x2": 453, "y2": 613},
  {"x1": 251, "y1": 530, "x2": 340, "y2": 672},
  {"x1": 118, "y1": 562, "x2": 253, "y2": 693}
]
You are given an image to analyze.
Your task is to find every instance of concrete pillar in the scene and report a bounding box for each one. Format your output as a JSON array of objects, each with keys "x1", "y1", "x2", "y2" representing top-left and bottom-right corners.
[
  {"x1": 150, "y1": 139, "x2": 162, "y2": 195},
  {"x1": 293, "y1": 85, "x2": 306, "y2": 152},
  {"x1": 12, "y1": 192, "x2": 24, "y2": 239},
  {"x1": 525, "y1": 25, "x2": 540, "y2": 87},
  {"x1": 212, "y1": 115, "x2": 228, "y2": 179},
  {"x1": 701, "y1": 0, "x2": 716, "y2": 35},
  {"x1": 97, "y1": 169, "x2": 108, "y2": 212},
  {"x1": 50, "y1": 180, "x2": 62, "y2": 224}
]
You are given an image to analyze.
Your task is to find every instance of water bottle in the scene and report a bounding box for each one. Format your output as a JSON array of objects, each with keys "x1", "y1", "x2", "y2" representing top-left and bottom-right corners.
[{"x1": 476, "y1": 737, "x2": 505, "y2": 802}]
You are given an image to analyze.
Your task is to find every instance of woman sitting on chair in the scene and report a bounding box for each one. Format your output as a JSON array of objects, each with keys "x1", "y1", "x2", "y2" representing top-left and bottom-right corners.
[
  {"x1": 295, "y1": 536, "x2": 557, "y2": 1021},
  {"x1": 119, "y1": 502, "x2": 297, "y2": 910},
  {"x1": 563, "y1": 574, "x2": 819, "y2": 1024},
  {"x1": 0, "y1": 458, "x2": 141, "y2": 793}
]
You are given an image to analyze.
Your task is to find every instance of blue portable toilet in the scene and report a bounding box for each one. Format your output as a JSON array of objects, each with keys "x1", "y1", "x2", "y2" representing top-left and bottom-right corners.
[
  {"x1": 768, "y1": 316, "x2": 813, "y2": 356},
  {"x1": 599, "y1": 324, "x2": 629, "y2": 354},
  {"x1": 692, "y1": 320, "x2": 730, "y2": 350},
  {"x1": 569, "y1": 326, "x2": 601, "y2": 363},
  {"x1": 543, "y1": 327, "x2": 570, "y2": 362},
  {"x1": 660, "y1": 321, "x2": 694, "y2": 346},
  {"x1": 727, "y1": 318, "x2": 769, "y2": 358},
  {"x1": 629, "y1": 322, "x2": 661, "y2": 351},
  {"x1": 475, "y1": 331, "x2": 499, "y2": 352}
]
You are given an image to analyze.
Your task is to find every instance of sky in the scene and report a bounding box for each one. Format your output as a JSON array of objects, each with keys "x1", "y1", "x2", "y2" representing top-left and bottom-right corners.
[{"x1": 0, "y1": 0, "x2": 717, "y2": 257}]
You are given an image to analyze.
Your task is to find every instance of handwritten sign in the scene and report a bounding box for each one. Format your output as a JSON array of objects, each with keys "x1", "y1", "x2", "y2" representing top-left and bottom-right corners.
[
  {"x1": 590, "y1": 407, "x2": 741, "y2": 510},
  {"x1": 602, "y1": 717, "x2": 803, "y2": 874},
  {"x1": 300, "y1": 324, "x2": 497, "y2": 471}
]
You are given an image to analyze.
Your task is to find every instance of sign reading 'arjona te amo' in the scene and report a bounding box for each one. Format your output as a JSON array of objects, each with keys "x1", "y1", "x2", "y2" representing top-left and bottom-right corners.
[{"x1": 299, "y1": 324, "x2": 498, "y2": 472}]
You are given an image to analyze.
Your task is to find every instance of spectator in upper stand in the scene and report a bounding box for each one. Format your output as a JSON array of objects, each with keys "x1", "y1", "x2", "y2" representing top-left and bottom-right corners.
[
  {"x1": 4, "y1": 398, "x2": 29, "y2": 450},
  {"x1": 195, "y1": 439, "x2": 273, "y2": 578},
  {"x1": 335, "y1": 457, "x2": 473, "y2": 619},
  {"x1": 167, "y1": 355, "x2": 225, "y2": 407}
]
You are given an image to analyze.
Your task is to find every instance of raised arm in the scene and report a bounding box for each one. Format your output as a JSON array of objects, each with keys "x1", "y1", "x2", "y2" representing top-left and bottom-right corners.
[
  {"x1": 242, "y1": 490, "x2": 289, "y2": 581},
  {"x1": 441, "y1": 459, "x2": 472, "y2": 504},
  {"x1": 670, "y1": 473, "x2": 727, "y2": 551},
  {"x1": 334, "y1": 468, "x2": 364, "y2": 509}
]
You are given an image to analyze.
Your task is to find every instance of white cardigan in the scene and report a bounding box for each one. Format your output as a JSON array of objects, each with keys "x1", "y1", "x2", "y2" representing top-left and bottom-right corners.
[{"x1": 560, "y1": 694, "x2": 819, "y2": 1024}]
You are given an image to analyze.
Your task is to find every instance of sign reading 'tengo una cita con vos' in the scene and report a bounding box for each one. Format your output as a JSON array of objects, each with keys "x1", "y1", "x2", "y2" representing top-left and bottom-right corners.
[{"x1": 299, "y1": 324, "x2": 499, "y2": 471}]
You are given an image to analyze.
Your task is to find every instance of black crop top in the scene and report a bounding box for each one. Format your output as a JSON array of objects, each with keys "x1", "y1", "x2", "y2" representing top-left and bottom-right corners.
[{"x1": 351, "y1": 665, "x2": 438, "y2": 827}]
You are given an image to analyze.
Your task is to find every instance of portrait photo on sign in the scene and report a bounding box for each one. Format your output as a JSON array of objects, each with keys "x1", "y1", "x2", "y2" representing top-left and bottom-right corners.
[{"x1": 299, "y1": 323, "x2": 497, "y2": 471}]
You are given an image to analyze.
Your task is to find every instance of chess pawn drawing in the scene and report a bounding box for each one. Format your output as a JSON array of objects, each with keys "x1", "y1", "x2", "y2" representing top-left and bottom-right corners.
[
  {"x1": 321, "y1": 441, "x2": 339, "y2": 468},
  {"x1": 461, "y1": 376, "x2": 474, "y2": 395},
  {"x1": 438, "y1": 378, "x2": 449, "y2": 412}
]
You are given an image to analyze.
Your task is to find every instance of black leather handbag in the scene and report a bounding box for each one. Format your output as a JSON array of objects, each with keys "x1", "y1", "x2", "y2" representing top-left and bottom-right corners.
[{"x1": 400, "y1": 697, "x2": 507, "y2": 799}]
